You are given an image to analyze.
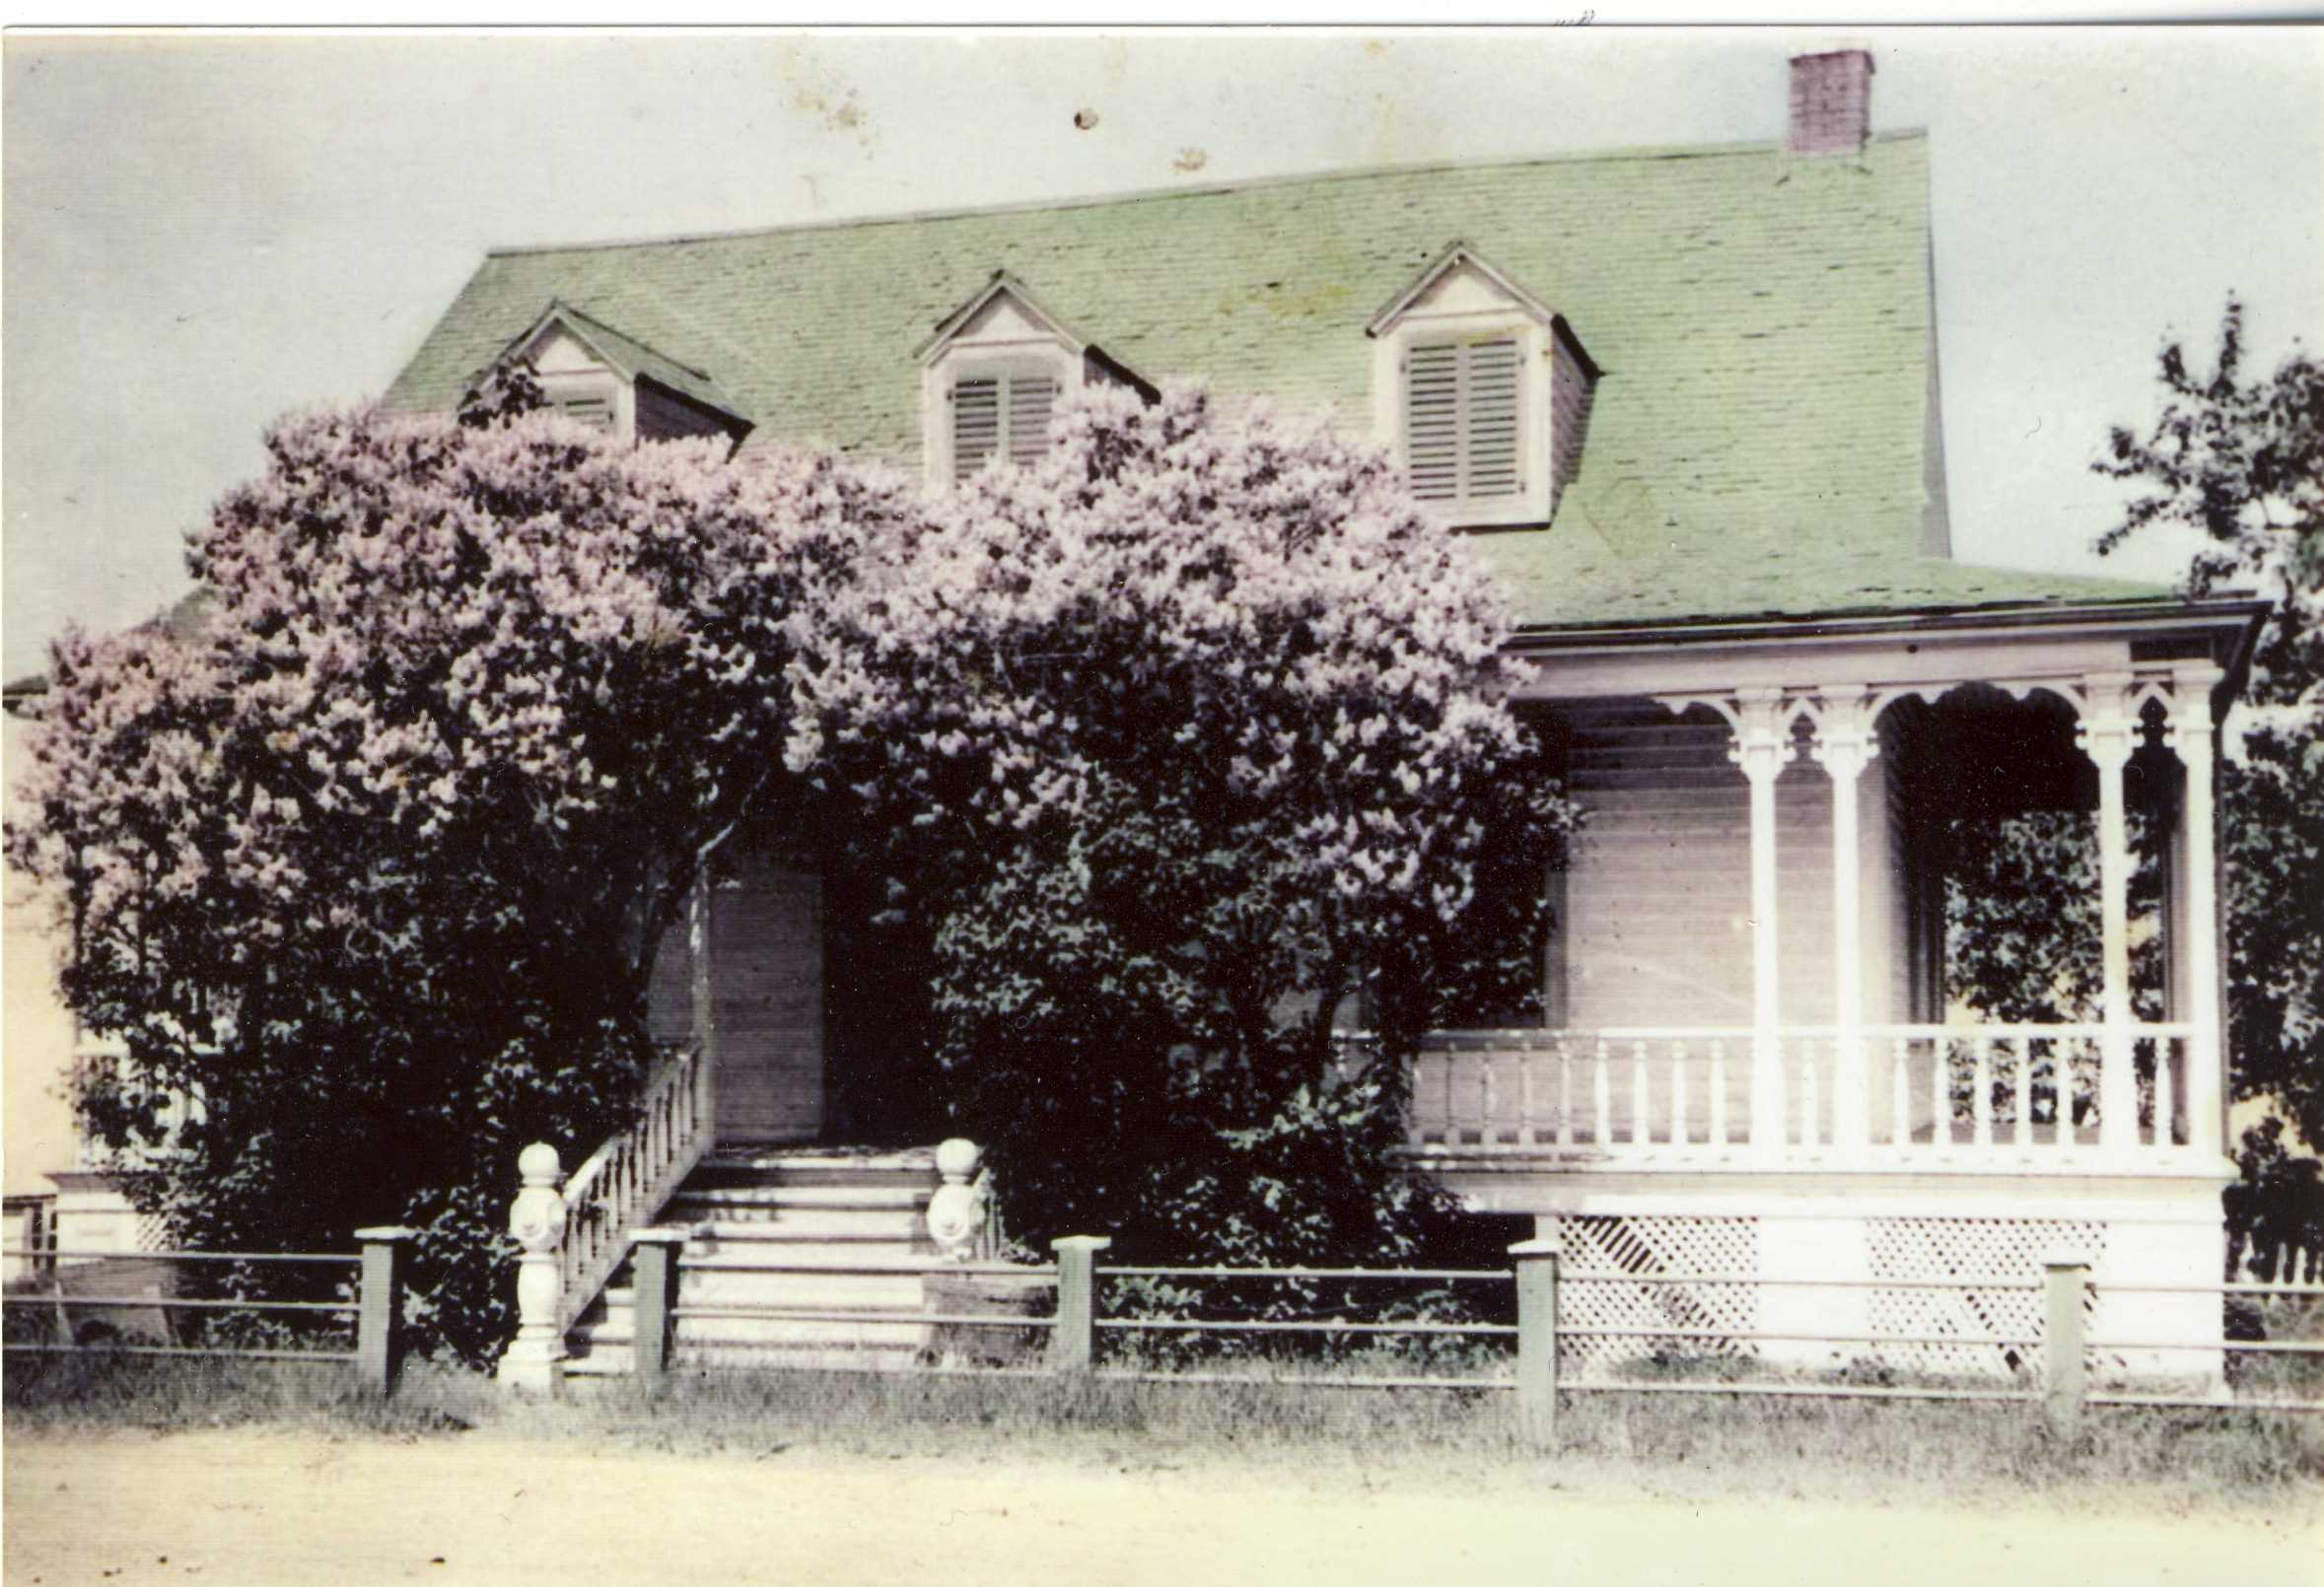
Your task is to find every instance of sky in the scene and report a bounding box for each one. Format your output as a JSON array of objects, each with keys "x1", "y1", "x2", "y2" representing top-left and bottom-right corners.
[{"x1": 4, "y1": 26, "x2": 2321, "y2": 684}]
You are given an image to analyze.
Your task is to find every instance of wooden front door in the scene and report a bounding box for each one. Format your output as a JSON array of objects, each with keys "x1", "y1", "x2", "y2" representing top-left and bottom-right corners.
[{"x1": 707, "y1": 851, "x2": 825, "y2": 1142}]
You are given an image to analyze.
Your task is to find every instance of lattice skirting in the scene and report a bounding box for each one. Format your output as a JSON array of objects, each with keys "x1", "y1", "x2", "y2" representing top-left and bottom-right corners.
[
  {"x1": 1551, "y1": 1215, "x2": 1761, "y2": 1378},
  {"x1": 1866, "y1": 1216, "x2": 2108, "y2": 1380},
  {"x1": 1541, "y1": 1210, "x2": 2194, "y2": 1384}
]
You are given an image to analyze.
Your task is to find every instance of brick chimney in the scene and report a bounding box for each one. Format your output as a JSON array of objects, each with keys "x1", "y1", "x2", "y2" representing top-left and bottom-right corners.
[{"x1": 1786, "y1": 49, "x2": 1873, "y2": 157}]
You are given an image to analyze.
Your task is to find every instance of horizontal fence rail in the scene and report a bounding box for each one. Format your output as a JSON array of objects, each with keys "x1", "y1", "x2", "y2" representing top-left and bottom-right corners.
[
  {"x1": 1359, "y1": 1024, "x2": 2209, "y2": 1171},
  {"x1": 1, "y1": 1229, "x2": 412, "y2": 1392},
  {"x1": 608, "y1": 1229, "x2": 2322, "y2": 1436}
]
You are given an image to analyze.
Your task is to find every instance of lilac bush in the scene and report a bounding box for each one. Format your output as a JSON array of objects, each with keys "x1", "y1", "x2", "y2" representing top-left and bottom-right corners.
[
  {"x1": 7, "y1": 401, "x2": 901, "y2": 1358},
  {"x1": 793, "y1": 385, "x2": 1574, "y2": 1263}
]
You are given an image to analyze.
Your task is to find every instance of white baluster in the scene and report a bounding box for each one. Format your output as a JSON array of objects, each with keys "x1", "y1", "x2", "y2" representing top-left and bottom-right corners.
[
  {"x1": 1481, "y1": 1051, "x2": 1499, "y2": 1148},
  {"x1": 1891, "y1": 1037, "x2": 1910, "y2": 1150},
  {"x1": 1670, "y1": 1041, "x2": 1690, "y2": 1149},
  {"x1": 1593, "y1": 1038, "x2": 1613, "y2": 1146},
  {"x1": 1931, "y1": 1039, "x2": 1950, "y2": 1153},
  {"x1": 1799, "y1": 1043, "x2": 1819, "y2": 1148},
  {"x1": 1556, "y1": 1040, "x2": 1575, "y2": 1148},
  {"x1": 1632, "y1": 1039, "x2": 1652, "y2": 1145},
  {"x1": 1768, "y1": 1034, "x2": 1789, "y2": 1149},
  {"x1": 1973, "y1": 1037, "x2": 1994, "y2": 1148},
  {"x1": 1519, "y1": 1045, "x2": 1537, "y2": 1148},
  {"x1": 2152, "y1": 1036, "x2": 2175, "y2": 1150},
  {"x1": 2007, "y1": 1036, "x2": 2026, "y2": 1147},
  {"x1": 1709, "y1": 1039, "x2": 1729, "y2": 1148},
  {"x1": 2055, "y1": 1040, "x2": 2077, "y2": 1154}
]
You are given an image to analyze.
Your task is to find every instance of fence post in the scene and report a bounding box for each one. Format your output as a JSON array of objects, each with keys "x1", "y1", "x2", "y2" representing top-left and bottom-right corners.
[
  {"x1": 354, "y1": 1226, "x2": 416, "y2": 1396},
  {"x1": 631, "y1": 1228, "x2": 688, "y2": 1389},
  {"x1": 1049, "y1": 1235, "x2": 1111, "y2": 1373},
  {"x1": 1511, "y1": 1237, "x2": 1561, "y2": 1452},
  {"x1": 2043, "y1": 1253, "x2": 2090, "y2": 1436}
]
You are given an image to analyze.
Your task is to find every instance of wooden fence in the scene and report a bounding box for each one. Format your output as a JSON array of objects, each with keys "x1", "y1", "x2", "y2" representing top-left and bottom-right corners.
[
  {"x1": 618, "y1": 1230, "x2": 2324, "y2": 1442},
  {"x1": 1, "y1": 1227, "x2": 414, "y2": 1394}
]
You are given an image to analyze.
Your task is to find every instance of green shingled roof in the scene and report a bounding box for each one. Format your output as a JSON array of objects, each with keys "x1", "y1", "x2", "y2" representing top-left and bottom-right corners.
[{"x1": 386, "y1": 134, "x2": 2172, "y2": 630}]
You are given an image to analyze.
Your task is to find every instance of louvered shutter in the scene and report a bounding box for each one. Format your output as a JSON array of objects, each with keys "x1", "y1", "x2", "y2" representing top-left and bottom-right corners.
[
  {"x1": 1007, "y1": 376, "x2": 1057, "y2": 466},
  {"x1": 952, "y1": 371, "x2": 1058, "y2": 479},
  {"x1": 1403, "y1": 337, "x2": 1523, "y2": 506},
  {"x1": 952, "y1": 377, "x2": 1002, "y2": 480},
  {"x1": 555, "y1": 391, "x2": 615, "y2": 432},
  {"x1": 1463, "y1": 337, "x2": 1521, "y2": 499},
  {"x1": 1405, "y1": 343, "x2": 1462, "y2": 502}
]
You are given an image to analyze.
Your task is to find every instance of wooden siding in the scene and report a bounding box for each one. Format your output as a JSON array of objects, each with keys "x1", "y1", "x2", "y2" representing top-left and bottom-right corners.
[
  {"x1": 635, "y1": 380, "x2": 733, "y2": 444},
  {"x1": 1560, "y1": 700, "x2": 1860, "y2": 1032},
  {"x1": 1547, "y1": 331, "x2": 1595, "y2": 515},
  {"x1": 1552, "y1": 699, "x2": 1919, "y2": 1131}
]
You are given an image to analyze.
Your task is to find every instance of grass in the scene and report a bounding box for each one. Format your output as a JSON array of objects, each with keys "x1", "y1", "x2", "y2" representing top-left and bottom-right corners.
[{"x1": 7, "y1": 1349, "x2": 2320, "y2": 1515}]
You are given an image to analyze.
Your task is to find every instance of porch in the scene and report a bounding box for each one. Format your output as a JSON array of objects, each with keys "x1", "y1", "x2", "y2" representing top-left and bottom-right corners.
[{"x1": 1386, "y1": 613, "x2": 2248, "y2": 1196}]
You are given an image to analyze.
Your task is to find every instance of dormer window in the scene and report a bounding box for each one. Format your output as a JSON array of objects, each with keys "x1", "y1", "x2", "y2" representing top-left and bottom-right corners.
[
  {"x1": 1404, "y1": 335, "x2": 1523, "y2": 506},
  {"x1": 1368, "y1": 243, "x2": 1597, "y2": 527},
  {"x1": 476, "y1": 300, "x2": 753, "y2": 452},
  {"x1": 949, "y1": 361, "x2": 1062, "y2": 481},
  {"x1": 918, "y1": 272, "x2": 1154, "y2": 487}
]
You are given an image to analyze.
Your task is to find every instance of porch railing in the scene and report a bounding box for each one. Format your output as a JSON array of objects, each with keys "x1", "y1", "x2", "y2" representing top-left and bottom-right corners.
[
  {"x1": 1366, "y1": 1024, "x2": 2210, "y2": 1171},
  {"x1": 554, "y1": 1040, "x2": 714, "y2": 1336}
]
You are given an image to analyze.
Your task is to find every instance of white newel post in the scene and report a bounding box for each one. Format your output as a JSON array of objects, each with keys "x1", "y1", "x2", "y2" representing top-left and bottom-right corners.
[
  {"x1": 2166, "y1": 663, "x2": 2226, "y2": 1156},
  {"x1": 2078, "y1": 674, "x2": 2140, "y2": 1157},
  {"x1": 1732, "y1": 688, "x2": 1793, "y2": 1157},
  {"x1": 926, "y1": 1138, "x2": 989, "y2": 1261},
  {"x1": 1810, "y1": 688, "x2": 1877, "y2": 1153},
  {"x1": 497, "y1": 1141, "x2": 567, "y2": 1393}
]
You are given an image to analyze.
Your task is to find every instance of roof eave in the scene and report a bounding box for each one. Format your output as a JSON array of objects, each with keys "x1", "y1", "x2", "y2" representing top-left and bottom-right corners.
[{"x1": 1504, "y1": 591, "x2": 2270, "y2": 657}]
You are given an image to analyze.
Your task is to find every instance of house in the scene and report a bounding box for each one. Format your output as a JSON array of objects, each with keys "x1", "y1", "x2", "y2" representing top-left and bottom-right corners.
[{"x1": 19, "y1": 50, "x2": 2264, "y2": 1380}]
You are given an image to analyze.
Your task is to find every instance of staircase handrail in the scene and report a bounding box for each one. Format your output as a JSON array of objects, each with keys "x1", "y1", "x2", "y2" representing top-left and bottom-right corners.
[{"x1": 554, "y1": 1040, "x2": 714, "y2": 1337}]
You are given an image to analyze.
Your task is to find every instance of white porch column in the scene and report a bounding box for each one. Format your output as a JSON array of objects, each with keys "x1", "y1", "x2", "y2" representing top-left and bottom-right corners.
[
  {"x1": 1809, "y1": 688, "x2": 1877, "y2": 1152},
  {"x1": 1732, "y1": 688, "x2": 1794, "y2": 1155},
  {"x1": 2077, "y1": 674, "x2": 2141, "y2": 1156},
  {"x1": 2165, "y1": 663, "x2": 2226, "y2": 1156}
]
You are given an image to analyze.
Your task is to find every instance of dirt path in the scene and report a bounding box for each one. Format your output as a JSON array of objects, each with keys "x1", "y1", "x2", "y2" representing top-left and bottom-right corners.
[{"x1": 5, "y1": 1429, "x2": 2316, "y2": 1586}]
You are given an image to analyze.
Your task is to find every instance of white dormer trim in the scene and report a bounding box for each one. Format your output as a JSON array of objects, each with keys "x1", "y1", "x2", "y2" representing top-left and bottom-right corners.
[
  {"x1": 1367, "y1": 243, "x2": 1595, "y2": 529},
  {"x1": 523, "y1": 318, "x2": 633, "y2": 439},
  {"x1": 918, "y1": 273, "x2": 1152, "y2": 487},
  {"x1": 481, "y1": 301, "x2": 753, "y2": 451}
]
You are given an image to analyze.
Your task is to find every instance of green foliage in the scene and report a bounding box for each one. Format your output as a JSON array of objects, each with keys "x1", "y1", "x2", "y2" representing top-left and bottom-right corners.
[
  {"x1": 2096, "y1": 298, "x2": 2324, "y2": 1147},
  {"x1": 2225, "y1": 1118, "x2": 2323, "y2": 1283},
  {"x1": 1943, "y1": 807, "x2": 2165, "y2": 1026}
]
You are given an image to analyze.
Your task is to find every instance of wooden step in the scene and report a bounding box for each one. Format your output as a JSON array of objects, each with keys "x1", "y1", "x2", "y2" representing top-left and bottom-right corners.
[
  {"x1": 604, "y1": 1267, "x2": 928, "y2": 1310},
  {"x1": 564, "y1": 1337, "x2": 925, "y2": 1376},
  {"x1": 559, "y1": 1140, "x2": 956, "y2": 1374}
]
